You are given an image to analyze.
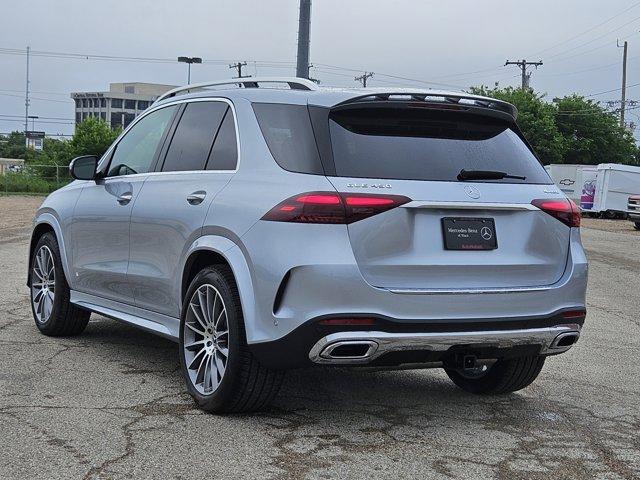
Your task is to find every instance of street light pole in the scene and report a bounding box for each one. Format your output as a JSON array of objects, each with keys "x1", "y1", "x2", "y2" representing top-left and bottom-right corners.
[{"x1": 177, "y1": 56, "x2": 202, "y2": 84}]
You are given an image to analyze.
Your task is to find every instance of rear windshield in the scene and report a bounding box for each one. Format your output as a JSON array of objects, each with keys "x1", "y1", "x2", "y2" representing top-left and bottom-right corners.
[{"x1": 329, "y1": 107, "x2": 551, "y2": 184}]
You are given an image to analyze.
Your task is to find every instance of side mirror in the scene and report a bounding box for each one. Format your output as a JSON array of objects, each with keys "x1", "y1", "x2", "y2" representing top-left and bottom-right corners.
[{"x1": 69, "y1": 155, "x2": 99, "y2": 181}]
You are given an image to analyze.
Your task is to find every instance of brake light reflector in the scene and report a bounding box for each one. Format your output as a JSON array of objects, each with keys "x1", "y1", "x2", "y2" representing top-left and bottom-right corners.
[
  {"x1": 562, "y1": 309, "x2": 586, "y2": 319},
  {"x1": 262, "y1": 192, "x2": 411, "y2": 224},
  {"x1": 531, "y1": 198, "x2": 581, "y2": 227},
  {"x1": 318, "y1": 318, "x2": 377, "y2": 326}
]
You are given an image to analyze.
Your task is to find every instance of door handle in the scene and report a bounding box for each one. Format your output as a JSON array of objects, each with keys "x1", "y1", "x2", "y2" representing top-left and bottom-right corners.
[
  {"x1": 187, "y1": 191, "x2": 206, "y2": 205},
  {"x1": 117, "y1": 192, "x2": 133, "y2": 205}
]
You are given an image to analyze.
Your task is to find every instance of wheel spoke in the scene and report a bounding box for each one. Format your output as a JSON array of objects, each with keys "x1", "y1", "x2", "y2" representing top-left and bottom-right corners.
[
  {"x1": 203, "y1": 355, "x2": 212, "y2": 391},
  {"x1": 35, "y1": 253, "x2": 44, "y2": 276},
  {"x1": 188, "y1": 348, "x2": 206, "y2": 370},
  {"x1": 184, "y1": 339, "x2": 206, "y2": 350},
  {"x1": 217, "y1": 346, "x2": 229, "y2": 358},
  {"x1": 197, "y1": 289, "x2": 210, "y2": 324},
  {"x1": 33, "y1": 268, "x2": 45, "y2": 281},
  {"x1": 215, "y1": 350, "x2": 226, "y2": 378},
  {"x1": 189, "y1": 301, "x2": 208, "y2": 330},
  {"x1": 195, "y1": 352, "x2": 208, "y2": 384},
  {"x1": 215, "y1": 307, "x2": 226, "y2": 329},
  {"x1": 185, "y1": 321, "x2": 205, "y2": 336},
  {"x1": 216, "y1": 329, "x2": 229, "y2": 340},
  {"x1": 206, "y1": 287, "x2": 214, "y2": 324},
  {"x1": 44, "y1": 294, "x2": 53, "y2": 319}
]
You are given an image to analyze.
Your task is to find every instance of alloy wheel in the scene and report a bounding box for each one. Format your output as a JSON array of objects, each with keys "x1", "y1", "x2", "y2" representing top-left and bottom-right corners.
[
  {"x1": 31, "y1": 245, "x2": 55, "y2": 323},
  {"x1": 183, "y1": 284, "x2": 230, "y2": 395}
]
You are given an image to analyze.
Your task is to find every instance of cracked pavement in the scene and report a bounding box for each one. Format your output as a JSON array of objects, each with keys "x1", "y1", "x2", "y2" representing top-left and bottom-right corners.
[{"x1": 0, "y1": 197, "x2": 638, "y2": 479}]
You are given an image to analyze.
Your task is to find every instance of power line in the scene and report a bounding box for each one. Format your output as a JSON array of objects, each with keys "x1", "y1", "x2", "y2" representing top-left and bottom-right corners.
[
  {"x1": 585, "y1": 82, "x2": 640, "y2": 98},
  {"x1": 545, "y1": 15, "x2": 640, "y2": 61},
  {"x1": 0, "y1": 92, "x2": 71, "y2": 103},
  {"x1": 527, "y1": 1, "x2": 640, "y2": 57}
]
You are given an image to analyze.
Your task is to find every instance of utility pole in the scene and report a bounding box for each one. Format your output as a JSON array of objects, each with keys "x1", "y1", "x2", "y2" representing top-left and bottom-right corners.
[
  {"x1": 354, "y1": 72, "x2": 374, "y2": 87},
  {"x1": 24, "y1": 46, "x2": 30, "y2": 137},
  {"x1": 505, "y1": 59, "x2": 543, "y2": 90},
  {"x1": 618, "y1": 39, "x2": 628, "y2": 128},
  {"x1": 296, "y1": 0, "x2": 312, "y2": 79},
  {"x1": 229, "y1": 61, "x2": 249, "y2": 79}
]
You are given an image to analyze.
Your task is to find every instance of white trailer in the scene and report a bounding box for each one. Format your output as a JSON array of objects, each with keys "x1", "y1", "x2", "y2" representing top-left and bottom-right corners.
[
  {"x1": 545, "y1": 164, "x2": 593, "y2": 204},
  {"x1": 592, "y1": 164, "x2": 640, "y2": 217},
  {"x1": 576, "y1": 166, "x2": 598, "y2": 211}
]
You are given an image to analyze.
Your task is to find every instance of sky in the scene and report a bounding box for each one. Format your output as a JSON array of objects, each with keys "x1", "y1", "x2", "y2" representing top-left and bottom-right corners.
[{"x1": 1, "y1": 0, "x2": 640, "y2": 137}]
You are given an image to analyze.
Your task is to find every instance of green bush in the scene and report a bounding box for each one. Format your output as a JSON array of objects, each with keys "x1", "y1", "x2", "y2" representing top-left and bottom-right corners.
[{"x1": 0, "y1": 172, "x2": 67, "y2": 194}]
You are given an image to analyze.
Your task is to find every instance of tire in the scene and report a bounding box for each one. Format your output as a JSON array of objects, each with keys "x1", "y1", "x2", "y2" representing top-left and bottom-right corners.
[
  {"x1": 445, "y1": 355, "x2": 545, "y2": 395},
  {"x1": 30, "y1": 232, "x2": 90, "y2": 336},
  {"x1": 179, "y1": 266, "x2": 283, "y2": 413},
  {"x1": 634, "y1": 222, "x2": 640, "y2": 231}
]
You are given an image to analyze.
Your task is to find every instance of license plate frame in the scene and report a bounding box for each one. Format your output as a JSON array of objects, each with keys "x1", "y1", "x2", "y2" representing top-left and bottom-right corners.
[{"x1": 441, "y1": 217, "x2": 498, "y2": 251}]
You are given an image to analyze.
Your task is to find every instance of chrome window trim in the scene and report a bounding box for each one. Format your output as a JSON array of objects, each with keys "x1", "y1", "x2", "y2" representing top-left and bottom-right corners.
[{"x1": 98, "y1": 97, "x2": 240, "y2": 178}]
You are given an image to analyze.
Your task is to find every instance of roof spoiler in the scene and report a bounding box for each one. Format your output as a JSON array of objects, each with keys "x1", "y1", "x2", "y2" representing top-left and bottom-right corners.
[{"x1": 332, "y1": 91, "x2": 518, "y2": 119}]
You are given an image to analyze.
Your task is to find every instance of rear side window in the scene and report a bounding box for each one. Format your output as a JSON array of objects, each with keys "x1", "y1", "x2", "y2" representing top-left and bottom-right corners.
[
  {"x1": 253, "y1": 103, "x2": 323, "y2": 174},
  {"x1": 328, "y1": 108, "x2": 551, "y2": 184},
  {"x1": 207, "y1": 109, "x2": 238, "y2": 171},
  {"x1": 162, "y1": 102, "x2": 227, "y2": 172}
]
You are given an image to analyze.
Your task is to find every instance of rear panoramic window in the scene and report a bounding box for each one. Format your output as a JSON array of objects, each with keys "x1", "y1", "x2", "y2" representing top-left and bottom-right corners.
[
  {"x1": 328, "y1": 107, "x2": 551, "y2": 184},
  {"x1": 253, "y1": 103, "x2": 324, "y2": 174}
]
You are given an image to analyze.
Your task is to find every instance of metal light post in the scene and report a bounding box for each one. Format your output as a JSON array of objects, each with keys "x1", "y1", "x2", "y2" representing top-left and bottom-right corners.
[
  {"x1": 28, "y1": 115, "x2": 38, "y2": 131},
  {"x1": 178, "y1": 56, "x2": 202, "y2": 84}
]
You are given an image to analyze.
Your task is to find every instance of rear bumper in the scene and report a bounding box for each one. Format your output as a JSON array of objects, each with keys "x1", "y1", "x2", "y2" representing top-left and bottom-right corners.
[
  {"x1": 309, "y1": 324, "x2": 581, "y2": 365},
  {"x1": 249, "y1": 310, "x2": 585, "y2": 369}
]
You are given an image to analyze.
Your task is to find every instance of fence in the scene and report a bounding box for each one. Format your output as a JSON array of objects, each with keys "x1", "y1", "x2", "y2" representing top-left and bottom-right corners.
[{"x1": 1, "y1": 164, "x2": 71, "y2": 194}]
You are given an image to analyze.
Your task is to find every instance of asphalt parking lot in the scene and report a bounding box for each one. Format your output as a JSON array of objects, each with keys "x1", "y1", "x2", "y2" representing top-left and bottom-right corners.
[{"x1": 0, "y1": 195, "x2": 638, "y2": 479}]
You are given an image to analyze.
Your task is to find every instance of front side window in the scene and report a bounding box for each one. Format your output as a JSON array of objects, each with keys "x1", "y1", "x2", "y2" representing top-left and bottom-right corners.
[
  {"x1": 161, "y1": 102, "x2": 227, "y2": 172},
  {"x1": 107, "y1": 105, "x2": 176, "y2": 177}
]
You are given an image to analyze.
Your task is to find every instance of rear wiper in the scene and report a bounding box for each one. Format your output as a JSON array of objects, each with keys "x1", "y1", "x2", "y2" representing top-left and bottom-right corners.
[{"x1": 457, "y1": 169, "x2": 526, "y2": 181}]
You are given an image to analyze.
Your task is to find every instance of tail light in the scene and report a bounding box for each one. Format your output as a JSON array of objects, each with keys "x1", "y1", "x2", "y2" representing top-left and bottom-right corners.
[
  {"x1": 531, "y1": 198, "x2": 581, "y2": 227},
  {"x1": 262, "y1": 192, "x2": 411, "y2": 224}
]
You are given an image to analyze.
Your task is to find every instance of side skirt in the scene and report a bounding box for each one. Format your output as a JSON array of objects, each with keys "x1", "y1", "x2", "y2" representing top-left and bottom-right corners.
[{"x1": 70, "y1": 290, "x2": 180, "y2": 341}]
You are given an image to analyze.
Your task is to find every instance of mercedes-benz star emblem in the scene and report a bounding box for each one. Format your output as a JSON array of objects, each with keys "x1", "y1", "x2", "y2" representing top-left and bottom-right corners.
[
  {"x1": 464, "y1": 185, "x2": 481, "y2": 199},
  {"x1": 481, "y1": 226, "x2": 493, "y2": 240}
]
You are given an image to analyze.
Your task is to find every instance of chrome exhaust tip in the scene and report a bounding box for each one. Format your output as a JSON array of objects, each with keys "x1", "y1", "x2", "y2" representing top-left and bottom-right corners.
[
  {"x1": 319, "y1": 340, "x2": 378, "y2": 361},
  {"x1": 550, "y1": 331, "x2": 580, "y2": 350}
]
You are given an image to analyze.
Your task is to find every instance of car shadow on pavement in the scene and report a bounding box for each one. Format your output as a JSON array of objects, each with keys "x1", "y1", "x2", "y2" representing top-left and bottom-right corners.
[{"x1": 80, "y1": 316, "x2": 528, "y2": 414}]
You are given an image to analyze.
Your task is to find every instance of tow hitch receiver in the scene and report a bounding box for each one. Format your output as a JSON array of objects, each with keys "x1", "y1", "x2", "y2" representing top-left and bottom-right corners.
[{"x1": 462, "y1": 354, "x2": 478, "y2": 371}]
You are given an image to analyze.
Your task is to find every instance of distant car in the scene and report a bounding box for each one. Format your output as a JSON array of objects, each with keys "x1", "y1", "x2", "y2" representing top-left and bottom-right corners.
[
  {"x1": 628, "y1": 195, "x2": 640, "y2": 230},
  {"x1": 27, "y1": 77, "x2": 587, "y2": 413}
]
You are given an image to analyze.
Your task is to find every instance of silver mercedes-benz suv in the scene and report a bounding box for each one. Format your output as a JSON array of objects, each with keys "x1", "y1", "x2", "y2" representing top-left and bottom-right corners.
[{"x1": 28, "y1": 77, "x2": 587, "y2": 413}]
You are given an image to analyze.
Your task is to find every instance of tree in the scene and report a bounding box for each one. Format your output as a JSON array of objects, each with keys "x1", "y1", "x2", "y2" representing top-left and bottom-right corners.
[
  {"x1": 68, "y1": 117, "x2": 121, "y2": 160},
  {"x1": 553, "y1": 95, "x2": 638, "y2": 165},
  {"x1": 469, "y1": 85, "x2": 566, "y2": 165}
]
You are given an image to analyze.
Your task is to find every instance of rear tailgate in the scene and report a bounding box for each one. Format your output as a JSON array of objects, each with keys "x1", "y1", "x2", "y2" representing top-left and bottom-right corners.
[
  {"x1": 324, "y1": 104, "x2": 570, "y2": 291},
  {"x1": 327, "y1": 178, "x2": 569, "y2": 290}
]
